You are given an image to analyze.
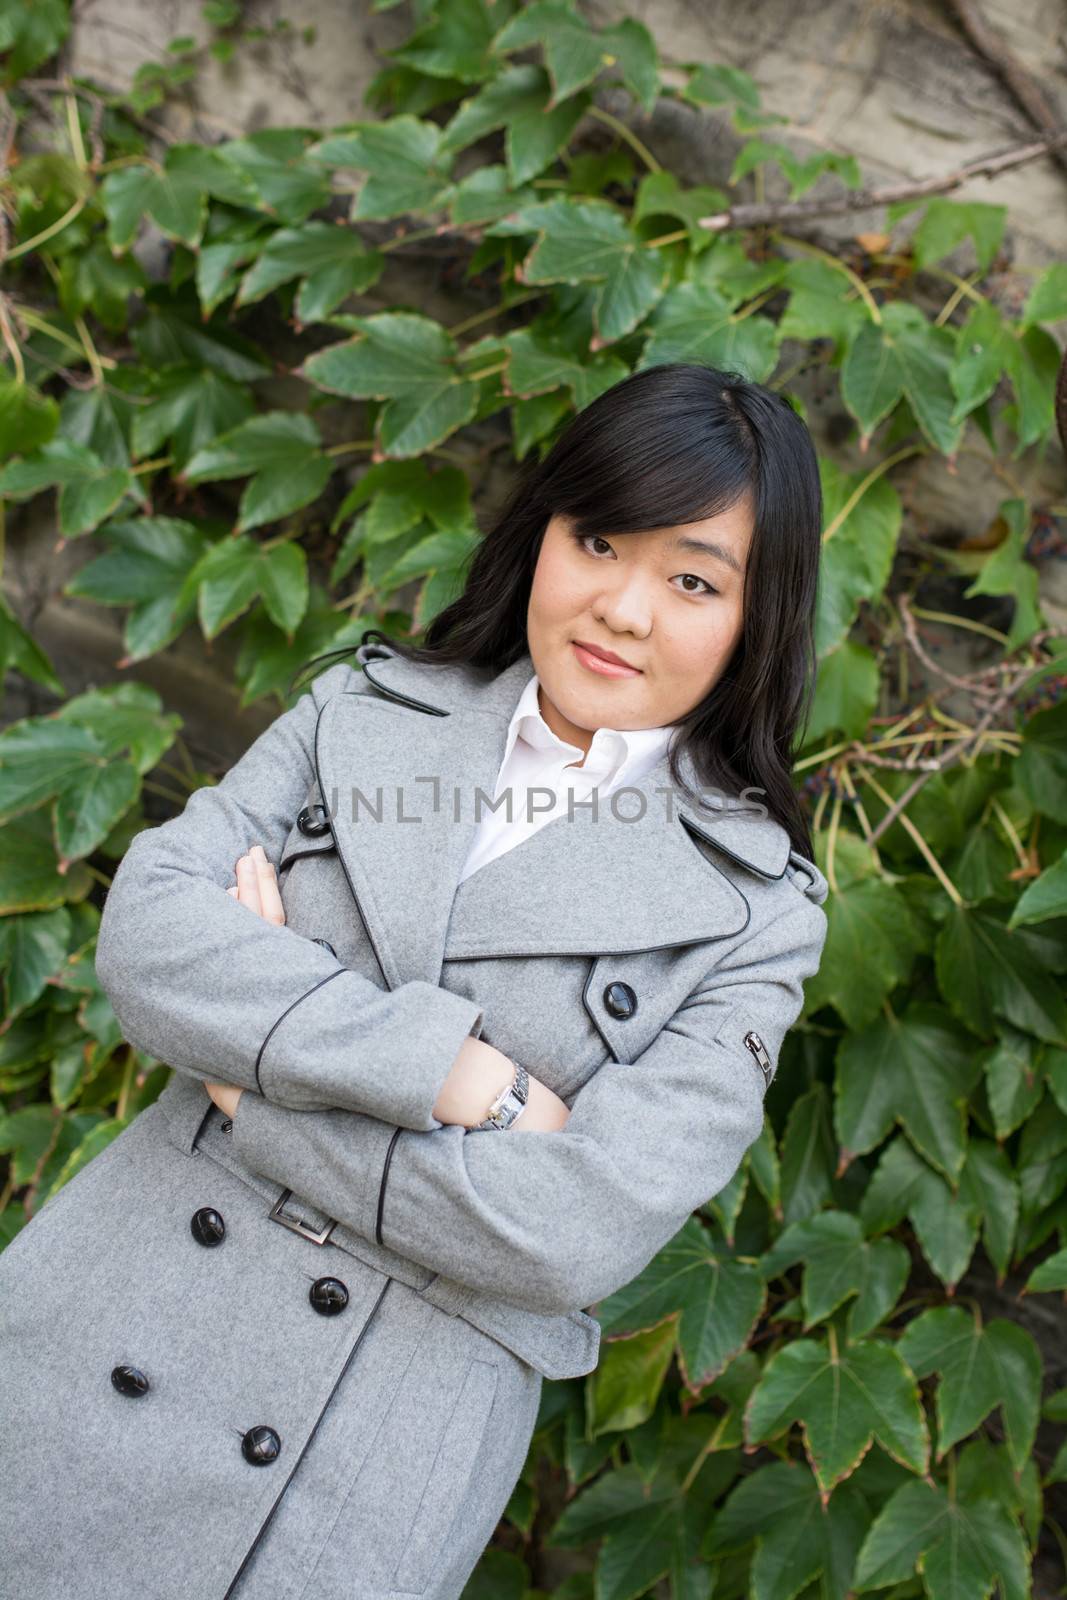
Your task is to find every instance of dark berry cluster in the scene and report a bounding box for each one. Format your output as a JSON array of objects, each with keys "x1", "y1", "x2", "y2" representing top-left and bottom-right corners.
[
  {"x1": 1025, "y1": 512, "x2": 1066, "y2": 562},
  {"x1": 1017, "y1": 672, "x2": 1067, "y2": 721},
  {"x1": 800, "y1": 770, "x2": 844, "y2": 800}
]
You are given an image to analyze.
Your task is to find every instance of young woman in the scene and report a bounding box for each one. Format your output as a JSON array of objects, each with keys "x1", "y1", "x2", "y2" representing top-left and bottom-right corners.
[{"x1": 0, "y1": 361, "x2": 829, "y2": 1600}]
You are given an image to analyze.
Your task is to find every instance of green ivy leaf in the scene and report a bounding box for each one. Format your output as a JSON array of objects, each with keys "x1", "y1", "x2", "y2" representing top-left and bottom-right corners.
[
  {"x1": 0, "y1": 438, "x2": 134, "y2": 537},
  {"x1": 745, "y1": 1335, "x2": 928, "y2": 1496},
  {"x1": 708, "y1": 1460, "x2": 869, "y2": 1597},
  {"x1": 597, "y1": 1216, "x2": 766, "y2": 1391},
  {"x1": 132, "y1": 308, "x2": 272, "y2": 383},
  {"x1": 56, "y1": 239, "x2": 147, "y2": 332},
  {"x1": 860, "y1": 1135, "x2": 981, "y2": 1289},
  {"x1": 0, "y1": 719, "x2": 139, "y2": 865},
  {"x1": 981, "y1": 1025, "x2": 1045, "y2": 1138},
  {"x1": 778, "y1": 1083, "x2": 837, "y2": 1224},
  {"x1": 1010, "y1": 848, "x2": 1067, "y2": 928},
  {"x1": 131, "y1": 366, "x2": 254, "y2": 469},
  {"x1": 959, "y1": 1138, "x2": 1019, "y2": 1281},
  {"x1": 1017, "y1": 698, "x2": 1067, "y2": 825},
  {"x1": 898, "y1": 1305, "x2": 1040, "y2": 1469},
  {"x1": 0, "y1": 376, "x2": 59, "y2": 458},
  {"x1": 513, "y1": 198, "x2": 670, "y2": 343},
  {"x1": 0, "y1": 595, "x2": 63, "y2": 697},
  {"x1": 236, "y1": 221, "x2": 385, "y2": 323},
  {"x1": 1023, "y1": 1242, "x2": 1067, "y2": 1294},
  {"x1": 1021, "y1": 261, "x2": 1067, "y2": 328},
  {"x1": 299, "y1": 313, "x2": 481, "y2": 457},
  {"x1": 0, "y1": 806, "x2": 94, "y2": 914},
  {"x1": 100, "y1": 145, "x2": 257, "y2": 251},
  {"x1": 505, "y1": 326, "x2": 629, "y2": 407},
  {"x1": 0, "y1": 0, "x2": 70, "y2": 80},
  {"x1": 835, "y1": 1002, "x2": 980, "y2": 1180},
  {"x1": 65, "y1": 516, "x2": 209, "y2": 663},
  {"x1": 937, "y1": 901, "x2": 1067, "y2": 1045},
  {"x1": 183, "y1": 411, "x2": 331, "y2": 533},
  {"x1": 384, "y1": 0, "x2": 499, "y2": 83},
  {"x1": 963, "y1": 498, "x2": 1043, "y2": 650},
  {"x1": 803, "y1": 873, "x2": 917, "y2": 1031},
  {"x1": 638, "y1": 280, "x2": 779, "y2": 380},
  {"x1": 760, "y1": 1210, "x2": 910, "y2": 1340},
  {"x1": 842, "y1": 301, "x2": 964, "y2": 454},
  {"x1": 815, "y1": 448, "x2": 905, "y2": 651},
  {"x1": 215, "y1": 128, "x2": 333, "y2": 224},
  {"x1": 308, "y1": 116, "x2": 455, "y2": 220},
  {"x1": 912, "y1": 197, "x2": 1007, "y2": 274},
  {"x1": 806, "y1": 639, "x2": 880, "y2": 741},
  {"x1": 590, "y1": 1318, "x2": 678, "y2": 1436},
  {"x1": 189, "y1": 532, "x2": 309, "y2": 637},
  {"x1": 854, "y1": 1477, "x2": 1029, "y2": 1599}
]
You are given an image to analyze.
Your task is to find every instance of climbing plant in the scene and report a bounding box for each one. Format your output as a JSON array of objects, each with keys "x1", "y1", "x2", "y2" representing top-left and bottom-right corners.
[{"x1": 2, "y1": 0, "x2": 1067, "y2": 1595}]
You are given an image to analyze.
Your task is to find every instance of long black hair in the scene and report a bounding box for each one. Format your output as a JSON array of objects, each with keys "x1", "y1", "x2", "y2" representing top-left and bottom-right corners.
[{"x1": 296, "y1": 362, "x2": 824, "y2": 860}]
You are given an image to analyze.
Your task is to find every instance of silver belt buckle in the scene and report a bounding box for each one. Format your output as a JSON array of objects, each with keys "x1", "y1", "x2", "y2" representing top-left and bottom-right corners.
[{"x1": 269, "y1": 1187, "x2": 338, "y2": 1245}]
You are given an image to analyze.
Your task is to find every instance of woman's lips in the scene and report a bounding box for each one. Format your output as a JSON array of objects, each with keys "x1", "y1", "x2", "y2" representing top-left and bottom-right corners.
[{"x1": 571, "y1": 641, "x2": 642, "y2": 678}]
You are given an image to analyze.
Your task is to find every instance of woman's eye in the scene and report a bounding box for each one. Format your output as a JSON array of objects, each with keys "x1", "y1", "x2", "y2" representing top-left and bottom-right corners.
[{"x1": 573, "y1": 532, "x2": 718, "y2": 596}]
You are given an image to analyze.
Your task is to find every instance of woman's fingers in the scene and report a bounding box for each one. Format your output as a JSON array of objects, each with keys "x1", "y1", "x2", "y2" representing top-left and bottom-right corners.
[
  {"x1": 250, "y1": 844, "x2": 285, "y2": 926},
  {"x1": 234, "y1": 851, "x2": 263, "y2": 917},
  {"x1": 230, "y1": 846, "x2": 286, "y2": 925}
]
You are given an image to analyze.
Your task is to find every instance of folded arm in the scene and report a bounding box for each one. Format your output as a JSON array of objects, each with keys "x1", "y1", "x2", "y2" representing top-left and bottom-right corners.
[
  {"x1": 230, "y1": 900, "x2": 828, "y2": 1317},
  {"x1": 93, "y1": 662, "x2": 484, "y2": 1131}
]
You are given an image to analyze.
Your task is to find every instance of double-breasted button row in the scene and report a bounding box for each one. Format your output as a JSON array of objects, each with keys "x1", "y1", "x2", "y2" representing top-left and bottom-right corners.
[
  {"x1": 111, "y1": 1363, "x2": 281, "y2": 1464},
  {"x1": 189, "y1": 1206, "x2": 349, "y2": 1315}
]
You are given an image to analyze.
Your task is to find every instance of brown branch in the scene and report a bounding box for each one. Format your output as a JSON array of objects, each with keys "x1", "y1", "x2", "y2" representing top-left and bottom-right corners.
[
  {"x1": 697, "y1": 128, "x2": 1067, "y2": 234},
  {"x1": 864, "y1": 603, "x2": 1055, "y2": 844},
  {"x1": 945, "y1": 0, "x2": 1067, "y2": 182}
]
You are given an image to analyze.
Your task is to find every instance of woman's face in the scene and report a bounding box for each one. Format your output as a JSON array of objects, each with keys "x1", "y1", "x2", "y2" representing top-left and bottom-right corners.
[{"x1": 526, "y1": 501, "x2": 754, "y2": 748}]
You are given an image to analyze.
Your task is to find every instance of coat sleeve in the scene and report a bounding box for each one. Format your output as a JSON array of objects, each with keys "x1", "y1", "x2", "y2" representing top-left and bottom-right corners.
[
  {"x1": 229, "y1": 895, "x2": 828, "y2": 1317},
  {"x1": 93, "y1": 662, "x2": 484, "y2": 1131}
]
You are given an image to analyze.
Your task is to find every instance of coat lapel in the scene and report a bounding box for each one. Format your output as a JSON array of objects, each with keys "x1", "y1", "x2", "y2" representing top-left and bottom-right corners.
[{"x1": 313, "y1": 643, "x2": 793, "y2": 989}]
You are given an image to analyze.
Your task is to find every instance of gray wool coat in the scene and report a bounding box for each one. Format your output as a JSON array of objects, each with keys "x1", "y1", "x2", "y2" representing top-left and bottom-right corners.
[{"x1": 0, "y1": 635, "x2": 829, "y2": 1600}]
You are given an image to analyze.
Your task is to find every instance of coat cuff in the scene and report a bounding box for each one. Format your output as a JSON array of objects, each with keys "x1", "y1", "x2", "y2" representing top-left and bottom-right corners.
[
  {"x1": 230, "y1": 1089, "x2": 396, "y2": 1237},
  {"x1": 256, "y1": 973, "x2": 484, "y2": 1131}
]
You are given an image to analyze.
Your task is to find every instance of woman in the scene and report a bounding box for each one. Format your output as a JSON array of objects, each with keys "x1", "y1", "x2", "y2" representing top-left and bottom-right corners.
[{"x1": 0, "y1": 362, "x2": 829, "y2": 1599}]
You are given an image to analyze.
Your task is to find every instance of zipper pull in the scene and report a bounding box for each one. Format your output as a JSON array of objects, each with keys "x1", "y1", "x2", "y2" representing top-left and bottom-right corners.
[{"x1": 743, "y1": 1029, "x2": 774, "y2": 1087}]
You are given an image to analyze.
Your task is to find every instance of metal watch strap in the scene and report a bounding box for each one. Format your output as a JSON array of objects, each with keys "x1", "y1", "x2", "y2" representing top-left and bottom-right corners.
[{"x1": 474, "y1": 1061, "x2": 530, "y2": 1130}]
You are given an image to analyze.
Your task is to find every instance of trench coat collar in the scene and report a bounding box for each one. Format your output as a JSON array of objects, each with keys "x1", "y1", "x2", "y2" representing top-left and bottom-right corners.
[{"x1": 312, "y1": 639, "x2": 792, "y2": 988}]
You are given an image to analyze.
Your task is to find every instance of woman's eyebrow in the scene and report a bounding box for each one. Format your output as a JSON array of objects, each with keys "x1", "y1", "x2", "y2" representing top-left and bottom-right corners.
[{"x1": 668, "y1": 534, "x2": 743, "y2": 575}]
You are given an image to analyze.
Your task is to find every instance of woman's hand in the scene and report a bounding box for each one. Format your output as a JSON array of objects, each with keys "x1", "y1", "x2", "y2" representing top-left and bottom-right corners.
[{"x1": 205, "y1": 845, "x2": 282, "y2": 1116}]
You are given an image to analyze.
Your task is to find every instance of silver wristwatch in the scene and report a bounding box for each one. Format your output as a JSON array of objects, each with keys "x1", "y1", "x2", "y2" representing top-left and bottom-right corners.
[{"x1": 474, "y1": 1061, "x2": 530, "y2": 1130}]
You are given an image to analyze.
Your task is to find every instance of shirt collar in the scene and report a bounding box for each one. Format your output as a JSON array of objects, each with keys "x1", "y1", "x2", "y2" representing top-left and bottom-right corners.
[{"x1": 497, "y1": 672, "x2": 677, "y2": 794}]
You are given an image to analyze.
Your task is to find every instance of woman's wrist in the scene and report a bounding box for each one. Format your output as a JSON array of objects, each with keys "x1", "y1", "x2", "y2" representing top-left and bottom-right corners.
[{"x1": 433, "y1": 1037, "x2": 514, "y2": 1126}]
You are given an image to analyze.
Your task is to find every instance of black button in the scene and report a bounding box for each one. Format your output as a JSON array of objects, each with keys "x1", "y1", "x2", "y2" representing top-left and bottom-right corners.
[
  {"x1": 220, "y1": 1118, "x2": 233, "y2": 1135},
  {"x1": 309, "y1": 1276, "x2": 349, "y2": 1316},
  {"x1": 111, "y1": 1364, "x2": 150, "y2": 1397},
  {"x1": 242, "y1": 1425, "x2": 281, "y2": 1465},
  {"x1": 297, "y1": 804, "x2": 331, "y2": 838},
  {"x1": 191, "y1": 1207, "x2": 226, "y2": 1246},
  {"x1": 603, "y1": 982, "x2": 638, "y2": 1020},
  {"x1": 312, "y1": 938, "x2": 337, "y2": 957}
]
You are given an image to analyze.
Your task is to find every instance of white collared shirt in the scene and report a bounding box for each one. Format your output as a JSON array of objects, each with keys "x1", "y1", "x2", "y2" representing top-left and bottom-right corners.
[{"x1": 458, "y1": 671, "x2": 677, "y2": 884}]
